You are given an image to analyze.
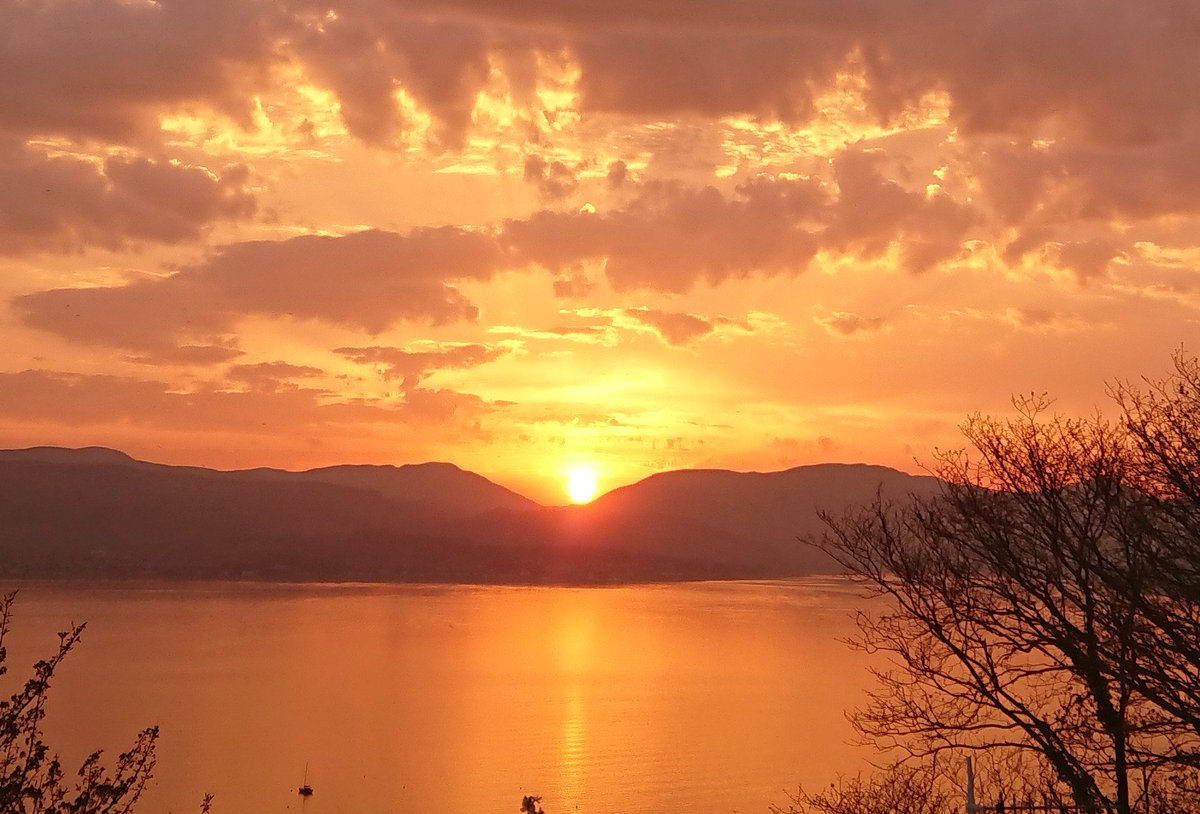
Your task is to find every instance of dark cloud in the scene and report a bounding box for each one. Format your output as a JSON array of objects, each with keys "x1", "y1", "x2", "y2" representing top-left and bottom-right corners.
[
  {"x1": 856, "y1": 0, "x2": 1200, "y2": 148},
  {"x1": 0, "y1": 141, "x2": 255, "y2": 254},
  {"x1": 2, "y1": 0, "x2": 1194, "y2": 287},
  {"x1": 16, "y1": 228, "x2": 502, "y2": 353},
  {"x1": 399, "y1": 386, "x2": 491, "y2": 422},
  {"x1": 1054, "y1": 240, "x2": 1123, "y2": 280},
  {"x1": 523, "y1": 155, "x2": 580, "y2": 200},
  {"x1": 12, "y1": 150, "x2": 976, "y2": 358},
  {"x1": 327, "y1": 341, "x2": 505, "y2": 435},
  {"x1": 0, "y1": 0, "x2": 277, "y2": 143},
  {"x1": 606, "y1": 160, "x2": 629, "y2": 189},
  {"x1": 8, "y1": 0, "x2": 1196, "y2": 155},
  {"x1": 125, "y1": 344, "x2": 246, "y2": 367},
  {"x1": 506, "y1": 152, "x2": 975, "y2": 291},
  {"x1": 505, "y1": 176, "x2": 829, "y2": 292},
  {"x1": 0, "y1": 368, "x2": 491, "y2": 430},
  {"x1": 623, "y1": 307, "x2": 713, "y2": 346},
  {"x1": 816, "y1": 311, "x2": 889, "y2": 336},
  {"x1": 978, "y1": 133, "x2": 1200, "y2": 272},
  {"x1": 388, "y1": 0, "x2": 1199, "y2": 151},
  {"x1": 1005, "y1": 307, "x2": 1085, "y2": 332},
  {"x1": 0, "y1": 369, "x2": 354, "y2": 431},
  {"x1": 289, "y1": 7, "x2": 494, "y2": 148},
  {"x1": 227, "y1": 361, "x2": 325, "y2": 390},
  {"x1": 551, "y1": 266, "x2": 596, "y2": 298},
  {"x1": 573, "y1": 29, "x2": 840, "y2": 123},
  {"x1": 334, "y1": 343, "x2": 508, "y2": 386},
  {"x1": 825, "y1": 149, "x2": 977, "y2": 273}
]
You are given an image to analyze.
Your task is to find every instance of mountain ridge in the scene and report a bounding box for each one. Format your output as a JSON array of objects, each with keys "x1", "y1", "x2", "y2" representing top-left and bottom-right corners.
[{"x1": 0, "y1": 446, "x2": 939, "y2": 583}]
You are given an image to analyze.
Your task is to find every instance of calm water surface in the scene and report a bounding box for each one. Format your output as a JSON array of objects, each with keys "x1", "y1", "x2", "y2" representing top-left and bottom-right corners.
[{"x1": 5, "y1": 580, "x2": 875, "y2": 814}]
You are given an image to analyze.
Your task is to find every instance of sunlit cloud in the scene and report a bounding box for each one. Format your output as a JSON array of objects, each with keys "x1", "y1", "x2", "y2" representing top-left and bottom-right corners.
[
  {"x1": 1, "y1": 0, "x2": 1198, "y2": 500},
  {"x1": 334, "y1": 342, "x2": 510, "y2": 385}
]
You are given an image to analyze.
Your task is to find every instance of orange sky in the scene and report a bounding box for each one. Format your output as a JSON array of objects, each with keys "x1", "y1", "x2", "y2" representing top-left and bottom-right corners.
[{"x1": 3, "y1": 0, "x2": 1198, "y2": 504}]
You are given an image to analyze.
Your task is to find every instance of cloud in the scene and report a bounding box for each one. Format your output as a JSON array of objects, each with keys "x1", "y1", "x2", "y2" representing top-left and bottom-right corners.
[
  {"x1": 0, "y1": 0, "x2": 276, "y2": 143},
  {"x1": 856, "y1": 1, "x2": 1200, "y2": 148},
  {"x1": 525, "y1": 306, "x2": 756, "y2": 347},
  {"x1": 505, "y1": 176, "x2": 828, "y2": 292},
  {"x1": 815, "y1": 311, "x2": 890, "y2": 337},
  {"x1": 1, "y1": 0, "x2": 1192, "y2": 300},
  {"x1": 15, "y1": 228, "x2": 503, "y2": 354},
  {"x1": 606, "y1": 160, "x2": 629, "y2": 189},
  {"x1": 0, "y1": 141, "x2": 255, "y2": 254},
  {"x1": 334, "y1": 343, "x2": 508, "y2": 386},
  {"x1": 6, "y1": 0, "x2": 1197, "y2": 159},
  {"x1": 622, "y1": 307, "x2": 714, "y2": 346},
  {"x1": 825, "y1": 149, "x2": 977, "y2": 272},
  {"x1": 488, "y1": 323, "x2": 617, "y2": 346},
  {"x1": 126, "y1": 344, "x2": 246, "y2": 367},
  {"x1": 558, "y1": 1, "x2": 1199, "y2": 149},
  {"x1": 505, "y1": 152, "x2": 975, "y2": 291},
  {"x1": 0, "y1": 369, "x2": 354, "y2": 431},
  {"x1": 978, "y1": 133, "x2": 1200, "y2": 274},
  {"x1": 523, "y1": 411, "x2": 621, "y2": 427},
  {"x1": 290, "y1": 6, "x2": 494, "y2": 149},
  {"x1": 572, "y1": 30, "x2": 832, "y2": 123},
  {"x1": 408, "y1": 1, "x2": 1197, "y2": 153},
  {"x1": 227, "y1": 361, "x2": 326, "y2": 390},
  {"x1": 1002, "y1": 307, "x2": 1090, "y2": 333},
  {"x1": 1052, "y1": 240, "x2": 1123, "y2": 280},
  {"x1": 551, "y1": 267, "x2": 597, "y2": 298},
  {"x1": 398, "y1": 386, "x2": 492, "y2": 422},
  {"x1": 523, "y1": 155, "x2": 580, "y2": 200},
  {"x1": 0, "y1": 368, "x2": 492, "y2": 431}
]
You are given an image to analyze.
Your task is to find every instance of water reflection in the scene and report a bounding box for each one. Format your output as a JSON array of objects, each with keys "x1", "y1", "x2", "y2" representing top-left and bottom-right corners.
[
  {"x1": 7, "y1": 580, "x2": 875, "y2": 814},
  {"x1": 554, "y1": 598, "x2": 595, "y2": 675},
  {"x1": 560, "y1": 685, "x2": 586, "y2": 810}
]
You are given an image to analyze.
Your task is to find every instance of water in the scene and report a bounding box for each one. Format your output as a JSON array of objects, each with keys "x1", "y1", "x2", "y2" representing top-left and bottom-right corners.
[{"x1": 2, "y1": 580, "x2": 876, "y2": 814}]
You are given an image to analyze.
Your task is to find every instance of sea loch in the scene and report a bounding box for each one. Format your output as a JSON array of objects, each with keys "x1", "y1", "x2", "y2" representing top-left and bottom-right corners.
[{"x1": 5, "y1": 579, "x2": 874, "y2": 814}]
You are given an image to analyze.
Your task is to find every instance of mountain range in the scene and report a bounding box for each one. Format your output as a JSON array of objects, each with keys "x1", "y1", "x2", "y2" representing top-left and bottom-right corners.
[{"x1": 0, "y1": 447, "x2": 940, "y2": 583}]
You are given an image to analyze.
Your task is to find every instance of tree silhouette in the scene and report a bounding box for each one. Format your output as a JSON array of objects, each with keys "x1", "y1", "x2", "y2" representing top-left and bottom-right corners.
[
  {"x1": 817, "y1": 353, "x2": 1200, "y2": 814},
  {"x1": 0, "y1": 592, "x2": 158, "y2": 814},
  {"x1": 1110, "y1": 351, "x2": 1200, "y2": 751}
]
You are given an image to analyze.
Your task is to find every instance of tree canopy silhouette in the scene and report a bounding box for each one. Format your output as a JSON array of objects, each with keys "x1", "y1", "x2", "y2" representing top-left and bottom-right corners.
[{"x1": 817, "y1": 351, "x2": 1200, "y2": 814}]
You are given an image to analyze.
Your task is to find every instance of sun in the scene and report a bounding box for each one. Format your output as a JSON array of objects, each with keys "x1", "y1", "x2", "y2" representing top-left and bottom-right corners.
[{"x1": 565, "y1": 466, "x2": 598, "y2": 504}]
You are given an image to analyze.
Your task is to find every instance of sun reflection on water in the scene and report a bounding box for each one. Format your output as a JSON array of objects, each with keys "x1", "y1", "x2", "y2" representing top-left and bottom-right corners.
[{"x1": 560, "y1": 684, "x2": 586, "y2": 811}]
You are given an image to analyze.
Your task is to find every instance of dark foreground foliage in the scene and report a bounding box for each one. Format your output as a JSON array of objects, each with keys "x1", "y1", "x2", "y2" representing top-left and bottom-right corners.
[
  {"x1": 771, "y1": 762, "x2": 956, "y2": 814},
  {"x1": 812, "y1": 350, "x2": 1200, "y2": 814},
  {"x1": 0, "y1": 592, "x2": 158, "y2": 814}
]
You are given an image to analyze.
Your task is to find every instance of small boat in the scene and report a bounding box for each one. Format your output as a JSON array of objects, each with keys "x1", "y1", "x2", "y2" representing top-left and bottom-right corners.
[{"x1": 298, "y1": 764, "x2": 314, "y2": 797}]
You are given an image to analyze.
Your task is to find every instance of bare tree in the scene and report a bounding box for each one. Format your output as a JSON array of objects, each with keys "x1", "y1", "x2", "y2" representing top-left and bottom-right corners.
[
  {"x1": 1111, "y1": 351, "x2": 1200, "y2": 756},
  {"x1": 771, "y1": 761, "x2": 955, "y2": 814},
  {"x1": 0, "y1": 592, "x2": 159, "y2": 814},
  {"x1": 817, "y1": 395, "x2": 1195, "y2": 814}
]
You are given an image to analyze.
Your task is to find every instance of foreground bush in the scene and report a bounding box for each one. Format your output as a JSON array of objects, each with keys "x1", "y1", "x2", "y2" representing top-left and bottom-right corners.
[{"x1": 0, "y1": 591, "x2": 158, "y2": 814}]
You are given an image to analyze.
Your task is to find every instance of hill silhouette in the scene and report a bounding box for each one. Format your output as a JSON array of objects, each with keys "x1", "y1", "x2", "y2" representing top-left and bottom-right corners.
[{"x1": 0, "y1": 447, "x2": 938, "y2": 583}]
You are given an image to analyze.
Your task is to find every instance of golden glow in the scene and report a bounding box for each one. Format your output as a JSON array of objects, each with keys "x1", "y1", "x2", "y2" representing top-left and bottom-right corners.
[
  {"x1": 158, "y1": 63, "x2": 351, "y2": 160},
  {"x1": 560, "y1": 684, "x2": 585, "y2": 804},
  {"x1": 565, "y1": 465, "x2": 598, "y2": 504},
  {"x1": 8, "y1": 11, "x2": 1186, "y2": 512}
]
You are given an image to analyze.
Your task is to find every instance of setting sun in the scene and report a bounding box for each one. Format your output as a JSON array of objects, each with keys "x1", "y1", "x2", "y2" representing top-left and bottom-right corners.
[{"x1": 566, "y1": 466, "x2": 598, "y2": 504}]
